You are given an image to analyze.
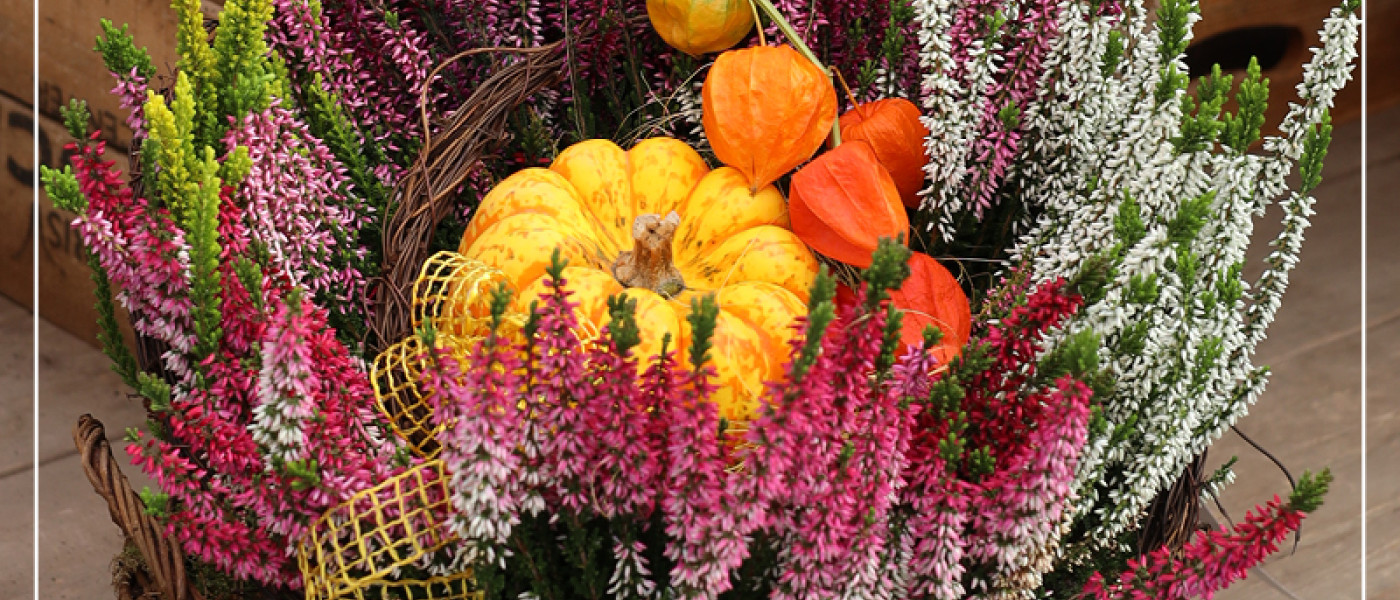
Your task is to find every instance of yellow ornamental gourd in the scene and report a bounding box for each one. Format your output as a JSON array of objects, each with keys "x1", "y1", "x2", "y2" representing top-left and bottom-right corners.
[
  {"x1": 458, "y1": 138, "x2": 819, "y2": 423},
  {"x1": 646, "y1": 0, "x2": 755, "y2": 56}
]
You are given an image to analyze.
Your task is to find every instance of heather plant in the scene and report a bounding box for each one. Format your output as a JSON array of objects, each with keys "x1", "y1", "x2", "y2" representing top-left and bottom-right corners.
[
  {"x1": 42, "y1": 0, "x2": 392, "y2": 588},
  {"x1": 396, "y1": 242, "x2": 1106, "y2": 600}
]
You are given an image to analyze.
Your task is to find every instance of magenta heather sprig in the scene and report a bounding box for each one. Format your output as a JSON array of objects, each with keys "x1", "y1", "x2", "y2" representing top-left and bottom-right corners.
[
  {"x1": 902, "y1": 278, "x2": 1094, "y2": 597},
  {"x1": 1083, "y1": 470, "x2": 1331, "y2": 599},
  {"x1": 661, "y1": 298, "x2": 746, "y2": 600},
  {"x1": 67, "y1": 134, "x2": 197, "y2": 374},
  {"x1": 423, "y1": 330, "x2": 529, "y2": 569}
]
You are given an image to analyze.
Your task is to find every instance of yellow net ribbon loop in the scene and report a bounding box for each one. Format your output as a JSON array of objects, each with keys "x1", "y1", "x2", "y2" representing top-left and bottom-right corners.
[
  {"x1": 302, "y1": 252, "x2": 525, "y2": 598},
  {"x1": 372, "y1": 251, "x2": 526, "y2": 459},
  {"x1": 298, "y1": 459, "x2": 480, "y2": 600}
]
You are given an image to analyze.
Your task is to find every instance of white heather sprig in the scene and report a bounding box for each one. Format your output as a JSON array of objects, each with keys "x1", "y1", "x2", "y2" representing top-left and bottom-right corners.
[{"x1": 1000, "y1": 0, "x2": 1359, "y2": 554}]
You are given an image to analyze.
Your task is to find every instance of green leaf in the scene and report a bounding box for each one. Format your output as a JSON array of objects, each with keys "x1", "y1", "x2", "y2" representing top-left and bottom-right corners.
[
  {"x1": 1289, "y1": 468, "x2": 1332, "y2": 513},
  {"x1": 1222, "y1": 57, "x2": 1270, "y2": 153},
  {"x1": 1167, "y1": 191, "x2": 1215, "y2": 246},
  {"x1": 605, "y1": 294, "x2": 641, "y2": 355},
  {"x1": 95, "y1": 19, "x2": 156, "y2": 80}
]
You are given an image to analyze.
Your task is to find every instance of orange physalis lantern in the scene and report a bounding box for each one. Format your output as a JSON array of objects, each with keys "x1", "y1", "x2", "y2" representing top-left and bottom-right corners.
[
  {"x1": 840, "y1": 98, "x2": 930, "y2": 209},
  {"x1": 702, "y1": 45, "x2": 837, "y2": 191},
  {"x1": 891, "y1": 252, "x2": 970, "y2": 366},
  {"x1": 787, "y1": 140, "x2": 909, "y2": 268}
]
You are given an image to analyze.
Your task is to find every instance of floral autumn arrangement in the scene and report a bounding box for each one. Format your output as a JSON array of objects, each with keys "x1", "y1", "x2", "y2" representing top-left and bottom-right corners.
[{"x1": 43, "y1": 0, "x2": 1356, "y2": 598}]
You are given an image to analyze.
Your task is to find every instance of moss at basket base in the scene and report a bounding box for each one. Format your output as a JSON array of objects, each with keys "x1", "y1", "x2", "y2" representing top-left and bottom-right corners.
[{"x1": 189, "y1": 555, "x2": 295, "y2": 600}]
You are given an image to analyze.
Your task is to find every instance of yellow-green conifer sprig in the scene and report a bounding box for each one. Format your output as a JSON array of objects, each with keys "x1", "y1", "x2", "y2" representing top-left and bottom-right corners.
[
  {"x1": 212, "y1": 0, "x2": 276, "y2": 121},
  {"x1": 188, "y1": 145, "x2": 226, "y2": 360},
  {"x1": 144, "y1": 72, "x2": 203, "y2": 221},
  {"x1": 172, "y1": 0, "x2": 221, "y2": 144}
]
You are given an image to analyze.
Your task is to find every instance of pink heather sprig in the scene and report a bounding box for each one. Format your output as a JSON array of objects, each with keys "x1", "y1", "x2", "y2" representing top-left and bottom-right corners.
[
  {"x1": 772, "y1": 288, "x2": 890, "y2": 600},
  {"x1": 902, "y1": 278, "x2": 1091, "y2": 598},
  {"x1": 269, "y1": 0, "x2": 355, "y2": 102},
  {"x1": 837, "y1": 296, "x2": 921, "y2": 596},
  {"x1": 224, "y1": 104, "x2": 372, "y2": 320},
  {"x1": 736, "y1": 270, "x2": 923, "y2": 600},
  {"x1": 110, "y1": 67, "x2": 151, "y2": 134},
  {"x1": 965, "y1": 376, "x2": 1091, "y2": 591},
  {"x1": 128, "y1": 274, "x2": 394, "y2": 586},
  {"x1": 661, "y1": 301, "x2": 744, "y2": 600},
  {"x1": 1082, "y1": 474, "x2": 1329, "y2": 600},
  {"x1": 424, "y1": 329, "x2": 529, "y2": 569},
  {"x1": 529, "y1": 269, "x2": 599, "y2": 514},
  {"x1": 583, "y1": 325, "x2": 663, "y2": 520},
  {"x1": 251, "y1": 290, "x2": 327, "y2": 465},
  {"x1": 901, "y1": 340, "x2": 974, "y2": 600},
  {"x1": 479, "y1": 0, "x2": 545, "y2": 49},
  {"x1": 311, "y1": 0, "x2": 435, "y2": 154},
  {"x1": 961, "y1": 0, "x2": 1063, "y2": 219},
  {"x1": 246, "y1": 288, "x2": 397, "y2": 542},
  {"x1": 68, "y1": 134, "x2": 197, "y2": 370}
]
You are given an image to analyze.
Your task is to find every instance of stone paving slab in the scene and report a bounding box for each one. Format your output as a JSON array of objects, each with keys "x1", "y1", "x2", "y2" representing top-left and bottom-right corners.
[
  {"x1": 1365, "y1": 106, "x2": 1400, "y2": 599},
  {"x1": 1367, "y1": 318, "x2": 1400, "y2": 599},
  {"x1": 38, "y1": 452, "x2": 135, "y2": 600},
  {"x1": 0, "y1": 296, "x2": 33, "y2": 473},
  {"x1": 35, "y1": 313, "x2": 151, "y2": 600},
  {"x1": 0, "y1": 295, "x2": 35, "y2": 598}
]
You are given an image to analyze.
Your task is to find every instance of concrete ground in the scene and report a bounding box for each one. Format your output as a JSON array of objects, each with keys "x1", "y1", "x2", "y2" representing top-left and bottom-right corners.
[{"x1": 14, "y1": 107, "x2": 1388, "y2": 598}]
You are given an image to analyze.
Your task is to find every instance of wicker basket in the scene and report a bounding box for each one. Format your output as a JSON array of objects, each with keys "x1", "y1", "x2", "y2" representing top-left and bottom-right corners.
[{"x1": 72, "y1": 37, "x2": 1231, "y2": 598}]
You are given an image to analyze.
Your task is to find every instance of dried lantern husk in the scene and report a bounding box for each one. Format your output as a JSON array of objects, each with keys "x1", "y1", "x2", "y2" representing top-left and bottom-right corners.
[{"x1": 890, "y1": 252, "x2": 970, "y2": 366}]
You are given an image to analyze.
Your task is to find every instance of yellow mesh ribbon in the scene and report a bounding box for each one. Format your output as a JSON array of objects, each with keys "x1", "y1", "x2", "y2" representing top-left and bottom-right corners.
[
  {"x1": 300, "y1": 253, "x2": 526, "y2": 598},
  {"x1": 298, "y1": 459, "x2": 480, "y2": 600},
  {"x1": 371, "y1": 251, "x2": 526, "y2": 459}
]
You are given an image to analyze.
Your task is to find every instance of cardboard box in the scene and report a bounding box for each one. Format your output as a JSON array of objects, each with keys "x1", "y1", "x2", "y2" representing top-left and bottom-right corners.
[
  {"x1": 37, "y1": 0, "x2": 186, "y2": 152},
  {"x1": 0, "y1": 0, "x2": 35, "y2": 103},
  {"x1": 0, "y1": 92, "x2": 35, "y2": 309},
  {"x1": 0, "y1": 92, "x2": 137, "y2": 351},
  {"x1": 27, "y1": 0, "x2": 223, "y2": 347}
]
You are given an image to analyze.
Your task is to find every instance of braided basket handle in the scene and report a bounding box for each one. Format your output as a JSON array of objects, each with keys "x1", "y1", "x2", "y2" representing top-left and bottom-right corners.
[
  {"x1": 370, "y1": 42, "x2": 566, "y2": 352},
  {"x1": 75, "y1": 414, "x2": 202, "y2": 600}
]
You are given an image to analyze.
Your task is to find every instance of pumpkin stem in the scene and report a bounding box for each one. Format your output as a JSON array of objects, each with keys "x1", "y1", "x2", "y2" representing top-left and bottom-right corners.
[{"x1": 612, "y1": 212, "x2": 686, "y2": 298}]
